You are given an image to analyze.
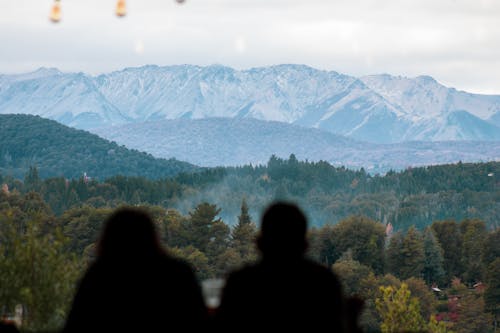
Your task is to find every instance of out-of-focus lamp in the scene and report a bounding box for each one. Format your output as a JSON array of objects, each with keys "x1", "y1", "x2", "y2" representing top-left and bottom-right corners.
[
  {"x1": 49, "y1": 0, "x2": 61, "y2": 23},
  {"x1": 116, "y1": 0, "x2": 127, "y2": 17}
]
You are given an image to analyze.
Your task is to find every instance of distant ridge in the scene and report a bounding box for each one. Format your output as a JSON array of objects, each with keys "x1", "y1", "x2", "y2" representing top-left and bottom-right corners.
[
  {"x1": 1, "y1": 64, "x2": 500, "y2": 143},
  {"x1": 93, "y1": 117, "x2": 500, "y2": 172},
  {"x1": 0, "y1": 114, "x2": 198, "y2": 179}
]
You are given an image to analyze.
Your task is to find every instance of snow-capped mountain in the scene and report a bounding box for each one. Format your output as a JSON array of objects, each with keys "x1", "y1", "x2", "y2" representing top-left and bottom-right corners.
[
  {"x1": 93, "y1": 117, "x2": 500, "y2": 171},
  {"x1": 361, "y1": 74, "x2": 500, "y2": 141},
  {"x1": 1, "y1": 64, "x2": 500, "y2": 143},
  {"x1": 0, "y1": 68, "x2": 129, "y2": 129}
]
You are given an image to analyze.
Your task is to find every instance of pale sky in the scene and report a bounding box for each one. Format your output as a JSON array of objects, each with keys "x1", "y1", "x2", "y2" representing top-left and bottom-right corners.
[{"x1": 1, "y1": 0, "x2": 500, "y2": 94}]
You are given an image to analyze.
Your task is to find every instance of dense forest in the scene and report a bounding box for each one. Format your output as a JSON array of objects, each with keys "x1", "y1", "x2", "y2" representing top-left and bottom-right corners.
[
  {"x1": 0, "y1": 114, "x2": 198, "y2": 179},
  {"x1": 1, "y1": 155, "x2": 498, "y2": 230},
  {"x1": 0, "y1": 186, "x2": 498, "y2": 332},
  {"x1": 1, "y1": 159, "x2": 499, "y2": 332}
]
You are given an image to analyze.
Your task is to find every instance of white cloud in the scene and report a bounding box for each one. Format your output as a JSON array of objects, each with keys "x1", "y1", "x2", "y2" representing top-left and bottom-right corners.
[{"x1": 0, "y1": 0, "x2": 499, "y2": 94}]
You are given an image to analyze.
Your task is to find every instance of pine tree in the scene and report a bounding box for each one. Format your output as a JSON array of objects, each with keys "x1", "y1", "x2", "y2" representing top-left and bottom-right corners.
[
  {"x1": 460, "y1": 219, "x2": 486, "y2": 285},
  {"x1": 386, "y1": 231, "x2": 405, "y2": 277},
  {"x1": 187, "y1": 202, "x2": 222, "y2": 253},
  {"x1": 432, "y1": 220, "x2": 463, "y2": 283},
  {"x1": 399, "y1": 226, "x2": 425, "y2": 280},
  {"x1": 423, "y1": 227, "x2": 445, "y2": 285},
  {"x1": 231, "y1": 198, "x2": 257, "y2": 264}
]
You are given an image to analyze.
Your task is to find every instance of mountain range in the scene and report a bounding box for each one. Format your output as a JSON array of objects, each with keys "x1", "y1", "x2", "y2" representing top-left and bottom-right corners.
[{"x1": 1, "y1": 64, "x2": 500, "y2": 143}]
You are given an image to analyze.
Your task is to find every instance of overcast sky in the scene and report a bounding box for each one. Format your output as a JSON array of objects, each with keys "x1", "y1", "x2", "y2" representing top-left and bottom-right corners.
[{"x1": 1, "y1": 0, "x2": 499, "y2": 94}]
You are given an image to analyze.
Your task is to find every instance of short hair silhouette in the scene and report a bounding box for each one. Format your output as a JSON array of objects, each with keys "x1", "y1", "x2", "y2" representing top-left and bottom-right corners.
[
  {"x1": 216, "y1": 201, "x2": 345, "y2": 332},
  {"x1": 63, "y1": 206, "x2": 207, "y2": 333},
  {"x1": 257, "y1": 202, "x2": 308, "y2": 258}
]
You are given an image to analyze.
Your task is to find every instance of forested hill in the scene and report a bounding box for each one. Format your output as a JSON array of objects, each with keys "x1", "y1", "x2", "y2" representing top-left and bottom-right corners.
[{"x1": 0, "y1": 114, "x2": 198, "y2": 179}]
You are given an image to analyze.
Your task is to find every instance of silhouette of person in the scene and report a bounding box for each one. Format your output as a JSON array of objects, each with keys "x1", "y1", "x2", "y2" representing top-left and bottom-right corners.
[
  {"x1": 63, "y1": 207, "x2": 207, "y2": 332},
  {"x1": 216, "y1": 201, "x2": 345, "y2": 332}
]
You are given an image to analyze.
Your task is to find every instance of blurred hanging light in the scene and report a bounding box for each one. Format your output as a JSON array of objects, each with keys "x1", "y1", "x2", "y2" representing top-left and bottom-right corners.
[
  {"x1": 175, "y1": 0, "x2": 186, "y2": 4},
  {"x1": 116, "y1": 0, "x2": 127, "y2": 17},
  {"x1": 49, "y1": 0, "x2": 61, "y2": 23}
]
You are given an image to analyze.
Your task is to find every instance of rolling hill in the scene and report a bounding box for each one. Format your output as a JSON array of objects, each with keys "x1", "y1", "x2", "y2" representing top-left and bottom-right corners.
[{"x1": 0, "y1": 114, "x2": 198, "y2": 179}]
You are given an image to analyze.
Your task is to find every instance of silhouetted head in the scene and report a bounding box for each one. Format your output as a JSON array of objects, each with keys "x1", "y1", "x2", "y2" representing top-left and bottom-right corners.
[
  {"x1": 97, "y1": 207, "x2": 162, "y2": 259},
  {"x1": 257, "y1": 202, "x2": 308, "y2": 259}
]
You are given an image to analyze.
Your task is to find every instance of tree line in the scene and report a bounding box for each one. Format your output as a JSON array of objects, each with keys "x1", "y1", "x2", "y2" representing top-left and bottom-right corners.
[{"x1": 1, "y1": 156, "x2": 498, "y2": 230}]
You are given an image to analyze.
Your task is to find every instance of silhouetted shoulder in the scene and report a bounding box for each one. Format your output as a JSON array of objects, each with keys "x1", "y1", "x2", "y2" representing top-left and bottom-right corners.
[
  {"x1": 218, "y1": 259, "x2": 343, "y2": 331},
  {"x1": 64, "y1": 254, "x2": 206, "y2": 332}
]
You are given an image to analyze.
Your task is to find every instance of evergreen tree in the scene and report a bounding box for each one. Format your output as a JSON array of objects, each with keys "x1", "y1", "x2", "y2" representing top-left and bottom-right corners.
[
  {"x1": 206, "y1": 220, "x2": 231, "y2": 273},
  {"x1": 237, "y1": 198, "x2": 251, "y2": 226},
  {"x1": 423, "y1": 226, "x2": 445, "y2": 285},
  {"x1": 231, "y1": 199, "x2": 257, "y2": 264},
  {"x1": 460, "y1": 219, "x2": 487, "y2": 285},
  {"x1": 398, "y1": 226, "x2": 425, "y2": 280},
  {"x1": 187, "y1": 202, "x2": 222, "y2": 253},
  {"x1": 163, "y1": 209, "x2": 190, "y2": 248},
  {"x1": 432, "y1": 220, "x2": 463, "y2": 283},
  {"x1": 386, "y1": 231, "x2": 405, "y2": 277}
]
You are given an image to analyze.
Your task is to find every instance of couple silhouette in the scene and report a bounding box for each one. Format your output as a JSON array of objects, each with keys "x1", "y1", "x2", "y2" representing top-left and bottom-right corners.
[{"x1": 63, "y1": 202, "x2": 347, "y2": 332}]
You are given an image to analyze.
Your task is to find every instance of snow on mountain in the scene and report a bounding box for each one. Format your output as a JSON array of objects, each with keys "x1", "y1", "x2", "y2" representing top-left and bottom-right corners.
[
  {"x1": 1, "y1": 64, "x2": 500, "y2": 143},
  {"x1": 95, "y1": 64, "x2": 363, "y2": 123},
  {"x1": 361, "y1": 74, "x2": 500, "y2": 140},
  {"x1": 92, "y1": 117, "x2": 500, "y2": 171},
  {"x1": 0, "y1": 69, "x2": 129, "y2": 129}
]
